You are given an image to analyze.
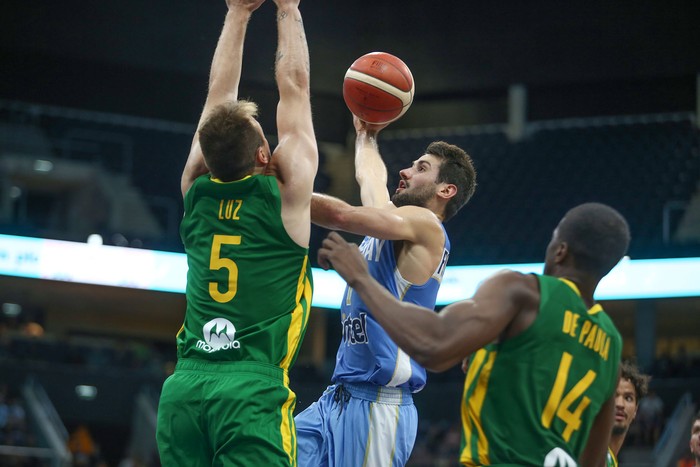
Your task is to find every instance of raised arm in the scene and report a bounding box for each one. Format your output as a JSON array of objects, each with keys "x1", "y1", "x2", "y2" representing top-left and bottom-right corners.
[
  {"x1": 181, "y1": 0, "x2": 265, "y2": 197},
  {"x1": 269, "y1": 0, "x2": 318, "y2": 244},
  {"x1": 311, "y1": 193, "x2": 442, "y2": 243},
  {"x1": 353, "y1": 117, "x2": 391, "y2": 208},
  {"x1": 317, "y1": 231, "x2": 536, "y2": 372}
]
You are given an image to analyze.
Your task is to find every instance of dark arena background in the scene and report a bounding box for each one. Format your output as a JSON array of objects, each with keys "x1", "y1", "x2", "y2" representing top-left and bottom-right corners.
[{"x1": 1, "y1": 1, "x2": 700, "y2": 466}]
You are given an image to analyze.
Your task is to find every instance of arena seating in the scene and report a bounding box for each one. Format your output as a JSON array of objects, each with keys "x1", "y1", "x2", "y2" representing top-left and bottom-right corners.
[{"x1": 380, "y1": 114, "x2": 700, "y2": 265}]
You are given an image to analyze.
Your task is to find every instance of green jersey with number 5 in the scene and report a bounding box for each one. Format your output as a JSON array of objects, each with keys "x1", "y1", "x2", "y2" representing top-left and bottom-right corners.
[
  {"x1": 459, "y1": 274, "x2": 621, "y2": 466},
  {"x1": 177, "y1": 174, "x2": 313, "y2": 370}
]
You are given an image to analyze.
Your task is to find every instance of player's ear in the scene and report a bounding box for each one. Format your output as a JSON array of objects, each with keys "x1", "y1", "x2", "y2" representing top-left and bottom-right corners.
[
  {"x1": 437, "y1": 183, "x2": 457, "y2": 200},
  {"x1": 553, "y1": 242, "x2": 569, "y2": 264},
  {"x1": 256, "y1": 146, "x2": 270, "y2": 165}
]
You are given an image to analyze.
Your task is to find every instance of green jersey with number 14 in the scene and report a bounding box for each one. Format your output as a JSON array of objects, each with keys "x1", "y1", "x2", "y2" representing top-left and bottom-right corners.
[{"x1": 459, "y1": 274, "x2": 621, "y2": 466}]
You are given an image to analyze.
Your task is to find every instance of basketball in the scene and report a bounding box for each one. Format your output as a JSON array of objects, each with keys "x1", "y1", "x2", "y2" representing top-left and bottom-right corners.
[{"x1": 343, "y1": 52, "x2": 415, "y2": 124}]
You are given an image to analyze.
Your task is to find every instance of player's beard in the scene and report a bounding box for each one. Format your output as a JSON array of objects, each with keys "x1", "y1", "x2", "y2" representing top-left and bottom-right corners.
[
  {"x1": 611, "y1": 424, "x2": 628, "y2": 436},
  {"x1": 392, "y1": 183, "x2": 434, "y2": 208}
]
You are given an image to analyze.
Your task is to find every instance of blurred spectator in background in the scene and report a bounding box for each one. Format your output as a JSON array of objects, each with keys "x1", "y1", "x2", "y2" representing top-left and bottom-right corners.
[
  {"x1": 687, "y1": 410, "x2": 700, "y2": 467},
  {"x1": 678, "y1": 410, "x2": 700, "y2": 467},
  {"x1": 637, "y1": 389, "x2": 665, "y2": 445},
  {"x1": 67, "y1": 424, "x2": 103, "y2": 467}
]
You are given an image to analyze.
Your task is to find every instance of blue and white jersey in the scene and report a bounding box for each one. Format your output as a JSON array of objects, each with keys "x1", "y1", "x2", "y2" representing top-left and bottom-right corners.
[{"x1": 331, "y1": 226, "x2": 450, "y2": 392}]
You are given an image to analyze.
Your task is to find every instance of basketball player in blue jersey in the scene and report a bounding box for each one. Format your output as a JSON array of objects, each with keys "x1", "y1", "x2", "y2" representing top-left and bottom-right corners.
[{"x1": 295, "y1": 116, "x2": 477, "y2": 467}]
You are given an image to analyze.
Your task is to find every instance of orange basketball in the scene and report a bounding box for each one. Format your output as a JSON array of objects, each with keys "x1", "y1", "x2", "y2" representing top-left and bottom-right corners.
[{"x1": 342, "y1": 52, "x2": 415, "y2": 124}]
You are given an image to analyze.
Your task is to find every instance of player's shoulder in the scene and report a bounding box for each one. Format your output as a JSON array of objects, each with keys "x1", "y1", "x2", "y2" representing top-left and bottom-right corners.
[
  {"x1": 394, "y1": 204, "x2": 444, "y2": 224},
  {"x1": 489, "y1": 270, "x2": 540, "y2": 300},
  {"x1": 399, "y1": 205, "x2": 446, "y2": 245},
  {"x1": 491, "y1": 269, "x2": 536, "y2": 283}
]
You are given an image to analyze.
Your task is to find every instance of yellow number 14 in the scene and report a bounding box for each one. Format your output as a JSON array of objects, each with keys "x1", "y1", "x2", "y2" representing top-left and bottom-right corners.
[
  {"x1": 541, "y1": 352, "x2": 597, "y2": 441},
  {"x1": 209, "y1": 234, "x2": 241, "y2": 303}
]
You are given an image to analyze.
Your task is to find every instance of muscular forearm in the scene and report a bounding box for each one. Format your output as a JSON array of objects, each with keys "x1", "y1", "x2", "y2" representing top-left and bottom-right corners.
[
  {"x1": 355, "y1": 130, "x2": 389, "y2": 207},
  {"x1": 311, "y1": 193, "x2": 347, "y2": 229},
  {"x1": 200, "y1": 8, "x2": 252, "y2": 124},
  {"x1": 184, "y1": 4, "x2": 253, "y2": 196},
  {"x1": 274, "y1": 5, "x2": 310, "y2": 97}
]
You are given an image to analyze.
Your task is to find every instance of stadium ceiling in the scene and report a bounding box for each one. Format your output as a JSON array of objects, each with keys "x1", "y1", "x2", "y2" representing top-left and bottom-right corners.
[{"x1": 2, "y1": 0, "x2": 699, "y2": 142}]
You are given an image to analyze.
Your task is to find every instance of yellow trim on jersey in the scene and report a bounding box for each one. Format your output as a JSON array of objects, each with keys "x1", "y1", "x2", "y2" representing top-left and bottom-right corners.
[
  {"x1": 280, "y1": 374, "x2": 297, "y2": 467},
  {"x1": 210, "y1": 175, "x2": 253, "y2": 183},
  {"x1": 460, "y1": 349, "x2": 497, "y2": 466},
  {"x1": 276, "y1": 254, "x2": 312, "y2": 465},
  {"x1": 559, "y1": 278, "x2": 581, "y2": 297},
  {"x1": 280, "y1": 255, "x2": 312, "y2": 372},
  {"x1": 559, "y1": 278, "x2": 604, "y2": 315},
  {"x1": 607, "y1": 446, "x2": 618, "y2": 467}
]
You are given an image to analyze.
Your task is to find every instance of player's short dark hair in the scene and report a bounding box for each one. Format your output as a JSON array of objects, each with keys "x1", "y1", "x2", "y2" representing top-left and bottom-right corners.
[
  {"x1": 427, "y1": 141, "x2": 477, "y2": 222},
  {"x1": 558, "y1": 202, "x2": 631, "y2": 277},
  {"x1": 198, "y1": 100, "x2": 262, "y2": 181},
  {"x1": 619, "y1": 360, "x2": 650, "y2": 405}
]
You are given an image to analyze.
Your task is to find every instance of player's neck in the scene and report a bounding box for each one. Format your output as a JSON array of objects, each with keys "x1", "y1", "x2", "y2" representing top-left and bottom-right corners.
[{"x1": 609, "y1": 432, "x2": 626, "y2": 456}]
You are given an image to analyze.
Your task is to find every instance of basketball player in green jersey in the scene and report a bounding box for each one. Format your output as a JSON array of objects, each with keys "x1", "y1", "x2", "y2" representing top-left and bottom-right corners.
[
  {"x1": 690, "y1": 411, "x2": 700, "y2": 467},
  {"x1": 606, "y1": 361, "x2": 649, "y2": 467},
  {"x1": 317, "y1": 202, "x2": 630, "y2": 466},
  {"x1": 156, "y1": 0, "x2": 318, "y2": 466}
]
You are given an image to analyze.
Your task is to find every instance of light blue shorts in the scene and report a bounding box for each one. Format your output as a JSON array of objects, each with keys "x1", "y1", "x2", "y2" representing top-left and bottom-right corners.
[{"x1": 295, "y1": 383, "x2": 417, "y2": 467}]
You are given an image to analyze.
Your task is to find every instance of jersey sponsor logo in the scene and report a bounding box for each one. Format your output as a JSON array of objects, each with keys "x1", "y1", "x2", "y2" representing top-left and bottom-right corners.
[
  {"x1": 196, "y1": 317, "x2": 241, "y2": 353},
  {"x1": 543, "y1": 447, "x2": 577, "y2": 467},
  {"x1": 341, "y1": 312, "x2": 368, "y2": 345}
]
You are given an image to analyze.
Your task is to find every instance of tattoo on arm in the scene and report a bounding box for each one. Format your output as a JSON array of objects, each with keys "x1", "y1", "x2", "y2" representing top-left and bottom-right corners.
[{"x1": 275, "y1": 12, "x2": 308, "y2": 70}]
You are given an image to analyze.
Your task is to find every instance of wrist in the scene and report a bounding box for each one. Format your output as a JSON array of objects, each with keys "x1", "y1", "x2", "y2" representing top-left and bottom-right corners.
[
  {"x1": 348, "y1": 274, "x2": 372, "y2": 295},
  {"x1": 226, "y1": 7, "x2": 253, "y2": 22},
  {"x1": 357, "y1": 129, "x2": 379, "y2": 142},
  {"x1": 275, "y1": 4, "x2": 301, "y2": 16}
]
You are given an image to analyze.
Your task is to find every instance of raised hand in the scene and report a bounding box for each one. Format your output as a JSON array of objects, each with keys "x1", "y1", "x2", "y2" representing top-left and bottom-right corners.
[{"x1": 353, "y1": 115, "x2": 390, "y2": 135}]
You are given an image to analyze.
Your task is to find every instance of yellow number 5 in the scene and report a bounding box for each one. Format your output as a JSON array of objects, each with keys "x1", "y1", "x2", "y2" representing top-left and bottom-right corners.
[
  {"x1": 541, "y1": 352, "x2": 597, "y2": 441},
  {"x1": 209, "y1": 234, "x2": 241, "y2": 303}
]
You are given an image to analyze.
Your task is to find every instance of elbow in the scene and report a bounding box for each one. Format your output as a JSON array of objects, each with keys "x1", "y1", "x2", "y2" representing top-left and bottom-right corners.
[
  {"x1": 414, "y1": 354, "x2": 443, "y2": 372},
  {"x1": 326, "y1": 208, "x2": 354, "y2": 231},
  {"x1": 409, "y1": 340, "x2": 450, "y2": 373},
  {"x1": 415, "y1": 355, "x2": 455, "y2": 373},
  {"x1": 409, "y1": 331, "x2": 465, "y2": 373},
  {"x1": 277, "y1": 70, "x2": 311, "y2": 95},
  {"x1": 328, "y1": 210, "x2": 353, "y2": 231}
]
